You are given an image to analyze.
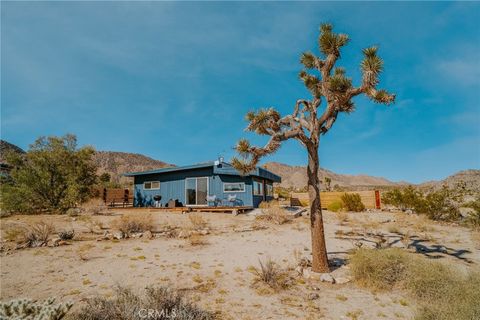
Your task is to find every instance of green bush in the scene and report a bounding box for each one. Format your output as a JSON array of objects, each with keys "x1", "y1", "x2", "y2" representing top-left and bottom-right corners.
[
  {"x1": 382, "y1": 186, "x2": 461, "y2": 221},
  {"x1": 465, "y1": 196, "x2": 480, "y2": 228},
  {"x1": 327, "y1": 200, "x2": 344, "y2": 212},
  {"x1": 0, "y1": 297, "x2": 72, "y2": 319},
  {"x1": 349, "y1": 248, "x2": 480, "y2": 320},
  {"x1": 1, "y1": 134, "x2": 97, "y2": 214},
  {"x1": 341, "y1": 193, "x2": 365, "y2": 212}
]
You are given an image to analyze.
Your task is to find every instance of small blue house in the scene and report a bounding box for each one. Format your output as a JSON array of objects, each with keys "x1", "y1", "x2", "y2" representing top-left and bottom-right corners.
[{"x1": 124, "y1": 160, "x2": 281, "y2": 208}]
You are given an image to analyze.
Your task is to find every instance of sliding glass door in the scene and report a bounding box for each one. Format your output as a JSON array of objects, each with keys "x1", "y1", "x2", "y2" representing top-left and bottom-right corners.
[{"x1": 185, "y1": 177, "x2": 208, "y2": 206}]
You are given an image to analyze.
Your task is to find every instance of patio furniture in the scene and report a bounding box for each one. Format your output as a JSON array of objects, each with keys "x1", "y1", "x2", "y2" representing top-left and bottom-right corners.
[
  {"x1": 153, "y1": 195, "x2": 162, "y2": 208},
  {"x1": 227, "y1": 194, "x2": 237, "y2": 207},
  {"x1": 206, "y1": 195, "x2": 220, "y2": 207}
]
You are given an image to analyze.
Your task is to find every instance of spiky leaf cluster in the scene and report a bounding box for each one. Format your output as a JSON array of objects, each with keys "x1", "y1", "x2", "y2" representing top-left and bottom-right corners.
[
  {"x1": 299, "y1": 71, "x2": 321, "y2": 98},
  {"x1": 245, "y1": 108, "x2": 282, "y2": 135},
  {"x1": 318, "y1": 23, "x2": 349, "y2": 56}
]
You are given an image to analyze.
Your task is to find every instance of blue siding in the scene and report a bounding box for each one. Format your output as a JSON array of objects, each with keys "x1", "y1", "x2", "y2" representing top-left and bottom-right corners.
[
  {"x1": 132, "y1": 164, "x2": 278, "y2": 208},
  {"x1": 134, "y1": 167, "x2": 213, "y2": 207}
]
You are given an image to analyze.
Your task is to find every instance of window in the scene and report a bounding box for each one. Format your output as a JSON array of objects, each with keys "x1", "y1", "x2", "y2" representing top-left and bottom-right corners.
[
  {"x1": 253, "y1": 179, "x2": 263, "y2": 196},
  {"x1": 223, "y1": 182, "x2": 245, "y2": 193},
  {"x1": 143, "y1": 181, "x2": 160, "y2": 190},
  {"x1": 265, "y1": 183, "x2": 273, "y2": 197}
]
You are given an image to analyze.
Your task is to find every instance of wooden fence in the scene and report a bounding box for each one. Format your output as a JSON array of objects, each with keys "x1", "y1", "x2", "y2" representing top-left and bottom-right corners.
[
  {"x1": 99, "y1": 188, "x2": 134, "y2": 207},
  {"x1": 290, "y1": 190, "x2": 381, "y2": 209}
]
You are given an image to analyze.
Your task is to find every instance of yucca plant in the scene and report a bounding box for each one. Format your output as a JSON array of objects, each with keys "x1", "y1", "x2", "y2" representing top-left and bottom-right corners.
[{"x1": 232, "y1": 23, "x2": 395, "y2": 272}]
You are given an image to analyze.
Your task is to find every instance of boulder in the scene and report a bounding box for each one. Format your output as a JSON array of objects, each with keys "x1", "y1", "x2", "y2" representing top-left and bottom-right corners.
[
  {"x1": 143, "y1": 230, "x2": 153, "y2": 239},
  {"x1": 113, "y1": 232, "x2": 124, "y2": 240},
  {"x1": 320, "y1": 273, "x2": 335, "y2": 284},
  {"x1": 334, "y1": 277, "x2": 351, "y2": 284}
]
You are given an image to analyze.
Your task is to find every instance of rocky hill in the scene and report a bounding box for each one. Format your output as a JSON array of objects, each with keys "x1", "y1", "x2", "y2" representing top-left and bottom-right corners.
[
  {"x1": 0, "y1": 140, "x2": 25, "y2": 164},
  {"x1": 419, "y1": 169, "x2": 480, "y2": 194},
  {"x1": 93, "y1": 151, "x2": 173, "y2": 184},
  {"x1": 263, "y1": 162, "x2": 403, "y2": 191}
]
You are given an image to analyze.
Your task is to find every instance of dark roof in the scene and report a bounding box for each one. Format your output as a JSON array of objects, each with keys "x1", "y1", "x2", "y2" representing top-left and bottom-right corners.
[{"x1": 123, "y1": 161, "x2": 281, "y2": 183}]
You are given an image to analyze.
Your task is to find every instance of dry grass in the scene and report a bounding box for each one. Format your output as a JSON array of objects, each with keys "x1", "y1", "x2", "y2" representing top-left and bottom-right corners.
[
  {"x1": 113, "y1": 213, "x2": 153, "y2": 236},
  {"x1": 349, "y1": 248, "x2": 480, "y2": 320},
  {"x1": 4, "y1": 222, "x2": 55, "y2": 247},
  {"x1": 68, "y1": 286, "x2": 215, "y2": 320},
  {"x1": 257, "y1": 201, "x2": 291, "y2": 225},
  {"x1": 80, "y1": 198, "x2": 108, "y2": 215},
  {"x1": 188, "y1": 234, "x2": 209, "y2": 246},
  {"x1": 251, "y1": 258, "x2": 293, "y2": 292},
  {"x1": 188, "y1": 213, "x2": 209, "y2": 230}
]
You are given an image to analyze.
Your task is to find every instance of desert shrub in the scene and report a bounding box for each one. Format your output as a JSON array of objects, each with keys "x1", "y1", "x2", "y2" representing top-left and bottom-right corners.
[
  {"x1": 349, "y1": 248, "x2": 480, "y2": 320},
  {"x1": 327, "y1": 200, "x2": 343, "y2": 212},
  {"x1": 341, "y1": 193, "x2": 365, "y2": 212},
  {"x1": 464, "y1": 196, "x2": 480, "y2": 228},
  {"x1": 11, "y1": 222, "x2": 55, "y2": 247},
  {"x1": 383, "y1": 186, "x2": 462, "y2": 221},
  {"x1": 58, "y1": 230, "x2": 75, "y2": 240},
  {"x1": 274, "y1": 187, "x2": 290, "y2": 199},
  {"x1": 0, "y1": 297, "x2": 73, "y2": 319},
  {"x1": 114, "y1": 214, "x2": 153, "y2": 236},
  {"x1": 68, "y1": 285, "x2": 214, "y2": 320},
  {"x1": 252, "y1": 258, "x2": 293, "y2": 291},
  {"x1": 421, "y1": 186, "x2": 460, "y2": 221},
  {"x1": 0, "y1": 134, "x2": 97, "y2": 214},
  {"x1": 188, "y1": 214, "x2": 208, "y2": 230},
  {"x1": 349, "y1": 248, "x2": 410, "y2": 290},
  {"x1": 257, "y1": 204, "x2": 290, "y2": 225}
]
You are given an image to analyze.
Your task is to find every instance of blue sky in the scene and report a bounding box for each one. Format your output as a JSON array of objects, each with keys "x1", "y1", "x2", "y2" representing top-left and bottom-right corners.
[{"x1": 1, "y1": 2, "x2": 479, "y2": 183}]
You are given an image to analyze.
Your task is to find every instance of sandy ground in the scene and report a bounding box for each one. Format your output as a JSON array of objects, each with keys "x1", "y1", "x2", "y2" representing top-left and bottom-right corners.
[{"x1": 1, "y1": 209, "x2": 479, "y2": 319}]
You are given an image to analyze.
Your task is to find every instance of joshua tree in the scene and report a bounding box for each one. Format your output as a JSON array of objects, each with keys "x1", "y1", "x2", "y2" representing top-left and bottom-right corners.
[
  {"x1": 232, "y1": 24, "x2": 395, "y2": 272},
  {"x1": 324, "y1": 177, "x2": 332, "y2": 191}
]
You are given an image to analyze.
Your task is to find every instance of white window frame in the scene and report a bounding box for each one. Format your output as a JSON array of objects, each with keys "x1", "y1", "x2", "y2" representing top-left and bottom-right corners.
[
  {"x1": 253, "y1": 178, "x2": 264, "y2": 196},
  {"x1": 143, "y1": 181, "x2": 160, "y2": 190},
  {"x1": 185, "y1": 177, "x2": 209, "y2": 206},
  {"x1": 265, "y1": 183, "x2": 274, "y2": 197},
  {"x1": 223, "y1": 182, "x2": 245, "y2": 193}
]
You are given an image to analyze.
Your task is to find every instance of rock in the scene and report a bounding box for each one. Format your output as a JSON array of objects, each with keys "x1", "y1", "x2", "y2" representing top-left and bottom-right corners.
[
  {"x1": 302, "y1": 267, "x2": 312, "y2": 279},
  {"x1": 200, "y1": 229, "x2": 210, "y2": 235},
  {"x1": 131, "y1": 232, "x2": 143, "y2": 239},
  {"x1": 320, "y1": 273, "x2": 335, "y2": 284},
  {"x1": 405, "y1": 209, "x2": 413, "y2": 214},
  {"x1": 334, "y1": 277, "x2": 351, "y2": 284},
  {"x1": 143, "y1": 230, "x2": 153, "y2": 239},
  {"x1": 51, "y1": 238, "x2": 61, "y2": 247},
  {"x1": 113, "y1": 232, "x2": 124, "y2": 240},
  {"x1": 177, "y1": 230, "x2": 190, "y2": 239},
  {"x1": 307, "y1": 293, "x2": 319, "y2": 300}
]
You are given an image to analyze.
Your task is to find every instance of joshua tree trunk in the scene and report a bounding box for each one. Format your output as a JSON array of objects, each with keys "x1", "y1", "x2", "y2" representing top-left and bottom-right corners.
[{"x1": 307, "y1": 143, "x2": 330, "y2": 272}]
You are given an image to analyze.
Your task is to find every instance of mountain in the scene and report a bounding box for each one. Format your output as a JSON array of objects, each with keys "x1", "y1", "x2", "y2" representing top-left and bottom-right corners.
[
  {"x1": 93, "y1": 151, "x2": 173, "y2": 184},
  {"x1": 263, "y1": 162, "x2": 403, "y2": 191},
  {"x1": 419, "y1": 169, "x2": 480, "y2": 193}
]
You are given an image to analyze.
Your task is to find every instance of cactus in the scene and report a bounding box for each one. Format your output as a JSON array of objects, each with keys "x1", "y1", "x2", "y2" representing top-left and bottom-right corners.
[{"x1": 0, "y1": 297, "x2": 73, "y2": 320}]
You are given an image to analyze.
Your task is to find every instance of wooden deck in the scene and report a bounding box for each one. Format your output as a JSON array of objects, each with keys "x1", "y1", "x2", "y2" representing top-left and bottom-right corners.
[{"x1": 109, "y1": 206, "x2": 253, "y2": 214}]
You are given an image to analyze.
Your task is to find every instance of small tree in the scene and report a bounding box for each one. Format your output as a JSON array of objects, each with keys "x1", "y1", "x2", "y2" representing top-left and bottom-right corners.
[
  {"x1": 1, "y1": 134, "x2": 97, "y2": 214},
  {"x1": 232, "y1": 24, "x2": 395, "y2": 272}
]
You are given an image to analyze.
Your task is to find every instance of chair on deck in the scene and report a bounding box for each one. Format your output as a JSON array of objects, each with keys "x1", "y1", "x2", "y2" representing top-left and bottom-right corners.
[
  {"x1": 206, "y1": 195, "x2": 220, "y2": 207},
  {"x1": 227, "y1": 194, "x2": 237, "y2": 207}
]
